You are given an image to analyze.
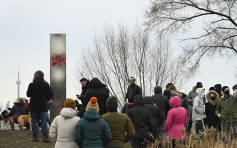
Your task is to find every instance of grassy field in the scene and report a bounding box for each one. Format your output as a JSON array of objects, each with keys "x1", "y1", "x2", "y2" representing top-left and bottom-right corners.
[{"x1": 1, "y1": 127, "x2": 237, "y2": 148}]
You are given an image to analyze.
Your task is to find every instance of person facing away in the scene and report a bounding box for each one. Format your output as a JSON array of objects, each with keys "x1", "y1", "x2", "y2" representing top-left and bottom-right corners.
[
  {"x1": 179, "y1": 92, "x2": 189, "y2": 111},
  {"x1": 83, "y1": 77, "x2": 110, "y2": 116},
  {"x1": 164, "y1": 96, "x2": 187, "y2": 147},
  {"x1": 124, "y1": 77, "x2": 142, "y2": 103},
  {"x1": 26, "y1": 70, "x2": 54, "y2": 143},
  {"x1": 216, "y1": 86, "x2": 237, "y2": 139},
  {"x1": 127, "y1": 95, "x2": 155, "y2": 148},
  {"x1": 192, "y1": 88, "x2": 205, "y2": 136},
  {"x1": 4, "y1": 98, "x2": 28, "y2": 130},
  {"x1": 167, "y1": 85, "x2": 179, "y2": 97},
  {"x1": 151, "y1": 86, "x2": 171, "y2": 140},
  {"x1": 74, "y1": 97, "x2": 112, "y2": 148},
  {"x1": 49, "y1": 98, "x2": 80, "y2": 148},
  {"x1": 143, "y1": 96, "x2": 164, "y2": 139},
  {"x1": 163, "y1": 89, "x2": 171, "y2": 100},
  {"x1": 205, "y1": 90, "x2": 221, "y2": 131},
  {"x1": 102, "y1": 96, "x2": 135, "y2": 148}
]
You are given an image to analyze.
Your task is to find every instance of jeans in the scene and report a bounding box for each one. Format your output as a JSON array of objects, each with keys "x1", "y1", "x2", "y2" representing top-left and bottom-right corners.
[{"x1": 31, "y1": 112, "x2": 48, "y2": 139}]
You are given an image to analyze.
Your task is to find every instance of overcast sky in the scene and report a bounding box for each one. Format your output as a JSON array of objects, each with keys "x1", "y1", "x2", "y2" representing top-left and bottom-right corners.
[{"x1": 0, "y1": 0, "x2": 236, "y2": 108}]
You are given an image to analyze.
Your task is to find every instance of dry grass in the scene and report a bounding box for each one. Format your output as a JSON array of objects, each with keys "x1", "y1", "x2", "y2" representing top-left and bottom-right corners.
[{"x1": 1, "y1": 127, "x2": 237, "y2": 148}]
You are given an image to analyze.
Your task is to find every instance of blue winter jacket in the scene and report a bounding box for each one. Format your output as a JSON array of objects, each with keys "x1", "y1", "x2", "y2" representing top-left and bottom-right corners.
[{"x1": 74, "y1": 110, "x2": 112, "y2": 148}]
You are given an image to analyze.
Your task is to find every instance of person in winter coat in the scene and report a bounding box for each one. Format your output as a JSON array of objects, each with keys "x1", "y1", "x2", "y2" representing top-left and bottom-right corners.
[
  {"x1": 167, "y1": 85, "x2": 179, "y2": 97},
  {"x1": 187, "y1": 82, "x2": 203, "y2": 133},
  {"x1": 216, "y1": 86, "x2": 237, "y2": 139},
  {"x1": 49, "y1": 98, "x2": 80, "y2": 148},
  {"x1": 127, "y1": 95, "x2": 155, "y2": 148},
  {"x1": 205, "y1": 90, "x2": 221, "y2": 131},
  {"x1": 74, "y1": 97, "x2": 112, "y2": 148},
  {"x1": 124, "y1": 77, "x2": 142, "y2": 103},
  {"x1": 233, "y1": 84, "x2": 237, "y2": 95},
  {"x1": 81, "y1": 78, "x2": 109, "y2": 116},
  {"x1": 121, "y1": 102, "x2": 134, "y2": 114},
  {"x1": 214, "y1": 84, "x2": 223, "y2": 98},
  {"x1": 77, "y1": 78, "x2": 89, "y2": 117},
  {"x1": 143, "y1": 96, "x2": 163, "y2": 139},
  {"x1": 4, "y1": 98, "x2": 28, "y2": 130},
  {"x1": 151, "y1": 86, "x2": 171, "y2": 140},
  {"x1": 192, "y1": 88, "x2": 205, "y2": 137},
  {"x1": 102, "y1": 96, "x2": 135, "y2": 148},
  {"x1": 164, "y1": 96, "x2": 187, "y2": 148},
  {"x1": 163, "y1": 90, "x2": 171, "y2": 100},
  {"x1": 179, "y1": 92, "x2": 189, "y2": 111},
  {"x1": 26, "y1": 70, "x2": 54, "y2": 143}
]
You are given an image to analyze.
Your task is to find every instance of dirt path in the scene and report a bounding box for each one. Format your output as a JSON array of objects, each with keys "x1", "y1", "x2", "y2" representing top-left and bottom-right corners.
[{"x1": 0, "y1": 130, "x2": 55, "y2": 148}]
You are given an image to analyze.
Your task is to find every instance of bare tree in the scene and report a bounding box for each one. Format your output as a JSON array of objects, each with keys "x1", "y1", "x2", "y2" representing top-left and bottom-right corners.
[
  {"x1": 76, "y1": 24, "x2": 190, "y2": 110},
  {"x1": 146, "y1": 0, "x2": 237, "y2": 72}
]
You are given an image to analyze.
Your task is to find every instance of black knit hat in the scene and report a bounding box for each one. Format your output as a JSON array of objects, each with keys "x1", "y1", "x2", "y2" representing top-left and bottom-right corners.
[
  {"x1": 80, "y1": 78, "x2": 88, "y2": 82},
  {"x1": 165, "y1": 83, "x2": 174, "y2": 89},
  {"x1": 222, "y1": 86, "x2": 229, "y2": 92},
  {"x1": 106, "y1": 96, "x2": 118, "y2": 112},
  {"x1": 196, "y1": 82, "x2": 203, "y2": 88},
  {"x1": 233, "y1": 84, "x2": 237, "y2": 90}
]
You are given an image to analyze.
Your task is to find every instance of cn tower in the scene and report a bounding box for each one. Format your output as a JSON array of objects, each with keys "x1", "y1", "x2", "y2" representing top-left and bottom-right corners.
[{"x1": 16, "y1": 69, "x2": 21, "y2": 99}]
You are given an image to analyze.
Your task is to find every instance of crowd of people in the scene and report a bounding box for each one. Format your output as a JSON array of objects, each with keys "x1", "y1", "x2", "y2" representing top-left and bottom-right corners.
[{"x1": 2, "y1": 70, "x2": 237, "y2": 148}]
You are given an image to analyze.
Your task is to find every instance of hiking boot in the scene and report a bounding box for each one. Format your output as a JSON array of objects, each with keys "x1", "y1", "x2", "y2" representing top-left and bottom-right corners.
[
  {"x1": 30, "y1": 138, "x2": 39, "y2": 142},
  {"x1": 43, "y1": 139, "x2": 51, "y2": 143}
]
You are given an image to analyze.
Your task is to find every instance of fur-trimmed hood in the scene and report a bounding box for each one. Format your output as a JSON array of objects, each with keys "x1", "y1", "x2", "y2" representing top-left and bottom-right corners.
[
  {"x1": 206, "y1": 90, "x2": 219, "y2": 105},
  {"x1": 14, "y1": 98, "x2": 25, "y2": 104}
]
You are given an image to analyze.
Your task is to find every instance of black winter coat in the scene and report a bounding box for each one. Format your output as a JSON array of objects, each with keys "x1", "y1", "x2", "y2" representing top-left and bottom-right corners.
[
  {"x1": 205, "y1": 103, "x2": 221, "y2": 130},
  {"x1": 80, "y1": 83, "x2": 88, "y2": 105},
  {"x1": 151, "y1": 93, "x2": 171, "y2": 118},
  {"x1": 27, "y1": 77, "x2": 53, "y2": 112},
  {"x1": 125, "y1": 84, "x2": 142, "y2": 103},
  {"x1": 127, "y1": 105, "x2": 155, "y2": 139},
  {"x1": 82, "y1": 78, "x2": 109, "y2": 116},
  {"x1": 144, "y1": 99, "x2": 163, "y2": 138},
  {"x1": 6, "y1": 103, "x2": 28, "y2": 123}
]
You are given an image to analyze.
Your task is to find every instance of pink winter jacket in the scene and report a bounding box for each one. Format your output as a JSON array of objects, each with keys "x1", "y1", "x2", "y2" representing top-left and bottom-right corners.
[{"x1": 164, "y1": 96, "x2": 187, "y2": 140}]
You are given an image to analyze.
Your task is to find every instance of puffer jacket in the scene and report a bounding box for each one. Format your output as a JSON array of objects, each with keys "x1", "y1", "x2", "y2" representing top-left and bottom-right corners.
[
  {"x1": 151, "y1": 86, "x2": 171, "y2": 118},
  {"x1": 192, "y1": 88, "x2": 204, "y2": 121},
  {"x1": 127, "y1": 95, "x2": 155, "y2": 139},
  {"x1": 187, "y1": 86, "x2": 197, "y2": 113},
  {"x1": 215, "y1": 94, "x2": 237, "y2": 123},
  {"x1": 49, "y1": 108, "x2": 80, "y2": 148},
  {"x1": 74, "y1": 110, "x2": 112, "y2": 148},
  {"x1": 164, "y1": 96, "x2": 187, "y2": 140},
  {"x1": 102, "y1": 112, "x2": 135, "y2": 147},
  {"x1": 82, "y1": 78, "x2": 109, "y2": 116},
  {"x1": 143, "y1": 96, "x2": 163, "y2": 138},
  {"x1": 5, "y1": 99, "x2": 28, "y2": 123}
]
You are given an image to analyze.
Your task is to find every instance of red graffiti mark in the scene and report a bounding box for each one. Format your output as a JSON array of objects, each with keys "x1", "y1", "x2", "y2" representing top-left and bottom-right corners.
[
  {"x1": 51, "y1": 53, "x2": 66, "y2": 67},
  {"x1": 57, "y1": 104, "x2": 64, "y2": 108}
]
